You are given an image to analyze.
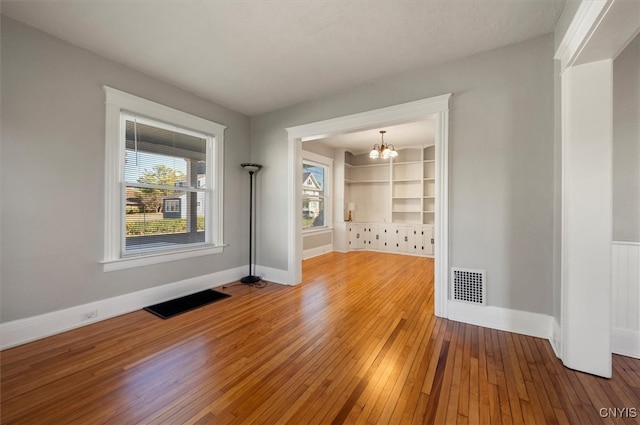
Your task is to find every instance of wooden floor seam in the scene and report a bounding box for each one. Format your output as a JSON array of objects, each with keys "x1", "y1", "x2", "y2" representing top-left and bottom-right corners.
[{"x1": 1, "y1": 251, "x2": 639, "y2": 424}]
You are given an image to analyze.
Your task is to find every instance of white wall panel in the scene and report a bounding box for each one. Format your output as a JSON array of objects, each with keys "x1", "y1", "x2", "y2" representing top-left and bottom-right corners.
[{"x1": 612, "y1": 242, "x2": 640, "y2": 358}]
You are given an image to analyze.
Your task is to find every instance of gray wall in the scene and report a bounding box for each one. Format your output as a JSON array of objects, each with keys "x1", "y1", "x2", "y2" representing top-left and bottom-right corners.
[
  {"x1": 302, "y1": 141, "x2": 335, "y2": 159},
  {"x1": 613, "y1": 33, "x2": 640, "y2": 242},
  {"x1": 0, "y1": 17, "x2": 251, "y2": 322},
  {"x1": 303, "y1": 232, "x2": 333, "y2": 251},
  {"x1": 251, "y1": 34, "x2": 555, "y2": 315}
]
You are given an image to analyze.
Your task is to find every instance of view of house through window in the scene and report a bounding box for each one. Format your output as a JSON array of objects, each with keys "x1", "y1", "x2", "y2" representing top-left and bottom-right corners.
[
  {"x1": 123, "y1": 114, "x2": 210, "y2": 253},
  {"x1": 302, "y1": 160, "x2": 327, "y2": 229}
]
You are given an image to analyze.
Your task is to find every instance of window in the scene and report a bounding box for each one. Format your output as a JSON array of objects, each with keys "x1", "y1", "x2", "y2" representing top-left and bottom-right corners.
[
  {"x1": 103, "y1": 87, "x2": 226, "y2": 271},
  {"x1": 164, "y1": 199, "x2": 180, "y2": 213},
  {"x1": 302, "y1": 152, "x2": 332, "y2": 231}
]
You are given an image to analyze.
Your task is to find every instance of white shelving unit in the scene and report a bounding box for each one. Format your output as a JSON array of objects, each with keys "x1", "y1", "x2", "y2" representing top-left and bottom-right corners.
[
  {"x1": 343, "y1": 145, "x2": 436, "y2": 256},
  {"x1": 422, "y1": 145, "x2": 435, "y2": 225},
  {"x1": 391, "y1": 149, "x2": 422, "y2": 225},
  {"x1": 345, "y1": 145, "x2": 435, "y2": 225}
]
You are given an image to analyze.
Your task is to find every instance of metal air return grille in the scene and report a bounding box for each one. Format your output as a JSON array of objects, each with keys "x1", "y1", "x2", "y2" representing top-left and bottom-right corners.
[{"x1": 451, "y1": 268, "x2": 486, "y2": 305}]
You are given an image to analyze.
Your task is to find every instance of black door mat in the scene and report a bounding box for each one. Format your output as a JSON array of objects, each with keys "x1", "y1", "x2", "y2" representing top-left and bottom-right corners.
[{"x1": 144, "y1": 289, "x2": 230, "y2": 319}]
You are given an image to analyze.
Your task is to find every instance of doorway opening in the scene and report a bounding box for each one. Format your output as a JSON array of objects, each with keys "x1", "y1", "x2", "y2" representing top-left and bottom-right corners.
[{"x1": 287, "y1": 94, "x2": 451, "y2": 318}]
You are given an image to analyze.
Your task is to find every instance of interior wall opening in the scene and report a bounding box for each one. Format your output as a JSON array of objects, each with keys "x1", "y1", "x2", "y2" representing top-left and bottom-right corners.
[{"x1": 286, "y1": 94, "x2": 451, "y2": 318}]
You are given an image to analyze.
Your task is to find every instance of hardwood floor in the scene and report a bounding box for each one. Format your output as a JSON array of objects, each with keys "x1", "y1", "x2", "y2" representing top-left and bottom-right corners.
[{"x1": 2, "y1": 251, "x2": 639, "y2": 424}]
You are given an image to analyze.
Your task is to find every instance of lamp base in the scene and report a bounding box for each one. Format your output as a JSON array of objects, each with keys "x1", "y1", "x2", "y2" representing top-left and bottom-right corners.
[{"x1": 240, "y1": 275, "x2": 261, "y2": 284}]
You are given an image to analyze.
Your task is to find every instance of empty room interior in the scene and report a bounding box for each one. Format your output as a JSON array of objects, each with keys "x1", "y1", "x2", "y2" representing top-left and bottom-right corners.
[{"x1": 1, "y1": 1, "x2": 639, "y2": 424}]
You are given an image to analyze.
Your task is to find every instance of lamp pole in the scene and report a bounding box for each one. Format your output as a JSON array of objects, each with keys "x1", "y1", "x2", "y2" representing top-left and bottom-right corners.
[{"x1": 240, "y1": 163, "x2": 262, "y2": 284}]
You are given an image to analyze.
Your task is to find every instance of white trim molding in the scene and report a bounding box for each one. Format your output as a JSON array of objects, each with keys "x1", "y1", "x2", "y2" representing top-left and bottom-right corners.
[
  {"x1": 288, "y1": 94, "x2": 452, "y2": 142},
  {"x1": 556, "y1": 0, "x2": 640, "y2": 71},
  {"x1": 555, "y1": 0, "x2": 640, "y2": 377},
  {"x1": 0, "y1": 266, "x2": 246, "y2": 350},
  {"x1": 560, "y1": 58, "x2": 613, "y2": 378},
  {"x1": 102, "y1": 245, "x2": 225, "y2": 272},
  {"x1": 102, "y1": 86, "x2": 227, "y2": 270},
  {"x1": 434, "y1": 109, "x2": 450, "y2": 318},
  {"x1": 448, "y1": 301, "x2": 553, "y2": 340},
  {"x1": 287, "y1": 94, "x2": 451, "y2": 319},
  {"x1": 555, "y1": 0, "x2": 609, "y2": 70},
  {"x1": 551, "y1": 318, "x2": 562, "y2": 359},
  {"x1": 303, "y1": 244, "x2": 333, "y2": 260},
  {"x1": 254, "y1": 265, "x2": 291, "y2": 286}
]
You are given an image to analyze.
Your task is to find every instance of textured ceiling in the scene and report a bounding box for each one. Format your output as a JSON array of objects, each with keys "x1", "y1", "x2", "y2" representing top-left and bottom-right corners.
[{"x1": 2, "y1": 1, "x2": 565, "y2": 116}]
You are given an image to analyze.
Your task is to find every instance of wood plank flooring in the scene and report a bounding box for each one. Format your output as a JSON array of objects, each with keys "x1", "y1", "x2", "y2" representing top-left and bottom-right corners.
[{"x1": 2, "y1": 251, "x2": 639, "y2": 424}]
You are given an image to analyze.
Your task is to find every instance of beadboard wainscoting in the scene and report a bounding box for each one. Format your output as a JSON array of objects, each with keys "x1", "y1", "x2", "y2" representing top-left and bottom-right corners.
[{"x1": 612, "y1": 241, "x2": 640, "y2": 358}]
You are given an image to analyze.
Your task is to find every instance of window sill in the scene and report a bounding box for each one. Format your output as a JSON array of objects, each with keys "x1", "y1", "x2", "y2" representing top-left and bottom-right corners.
[
  {"x1": 302, "y1": 227, "x2": 333, "y2": 236},
  {"x1": 102, "y1": 245, "x2": 225, "y2": 272}
]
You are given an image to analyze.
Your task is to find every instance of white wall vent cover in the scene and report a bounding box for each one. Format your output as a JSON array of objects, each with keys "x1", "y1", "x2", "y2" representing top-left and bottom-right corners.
[{"x1": 451, "y1": 268, "x2": 486, "y2": 305}]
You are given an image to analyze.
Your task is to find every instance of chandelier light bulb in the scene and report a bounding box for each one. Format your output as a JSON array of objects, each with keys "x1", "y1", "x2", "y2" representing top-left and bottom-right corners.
[{"x1": 369, "y1": 130, "x2": 397, "y2": 160}]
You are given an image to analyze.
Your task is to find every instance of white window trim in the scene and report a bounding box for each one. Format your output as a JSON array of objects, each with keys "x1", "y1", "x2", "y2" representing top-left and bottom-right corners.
[
  {"x1": 303, "y1": 227, "x2": 334, "y2": 236},
  {"x1": 102, "y1": 86, "x2": 226, "y2": 271},
  {"x1": 302, "y1": 150, "x2": 333, "y2": 234}
]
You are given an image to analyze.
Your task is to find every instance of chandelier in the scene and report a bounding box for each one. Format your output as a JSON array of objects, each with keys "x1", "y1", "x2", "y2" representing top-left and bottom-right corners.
[{"x1": 369, "y1": 130, "x2": 398, "y2": 159}]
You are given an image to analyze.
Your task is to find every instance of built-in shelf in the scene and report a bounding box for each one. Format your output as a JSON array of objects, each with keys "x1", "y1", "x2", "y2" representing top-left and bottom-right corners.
[
  {"x1": 345, "y1": 145, "x2": 436, "y2": 226},
  {"x1": 345, "y1": 162, "x2": 389, "y2": 168},
  {"x1": 393, "y1": 160, "x2": 422, "y2": 165},
  {"x1": 345, "y1": 179, "x2": 388, "y2": 184}
]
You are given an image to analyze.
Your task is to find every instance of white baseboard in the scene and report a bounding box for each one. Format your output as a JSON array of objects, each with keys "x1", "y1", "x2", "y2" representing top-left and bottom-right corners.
[
  {"x1": 447, "y1": 301, "x2": 552, "y2": 340},
  {"x1": 303, "y1": 244, "x2": 333, "y2": 260},
  {"x1": 550, "y1": 318, "x2": 562, "y2": 358},
  {"x1": 254, "y1": 265, "x2": 291, "y2": 285},
  {"x1": 0, "y1": 266, "x2": 246, "y2": 350},
  {"x1": 612, "y1": 327, "x2": 640, "y2": 359}
]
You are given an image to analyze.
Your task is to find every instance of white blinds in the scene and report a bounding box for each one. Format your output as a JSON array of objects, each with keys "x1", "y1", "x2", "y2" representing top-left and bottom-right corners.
[{"x1": 121, "y1": 113, "x2": 210, "y2": 254}]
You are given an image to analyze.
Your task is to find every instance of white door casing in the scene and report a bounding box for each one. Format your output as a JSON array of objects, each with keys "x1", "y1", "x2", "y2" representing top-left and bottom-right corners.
[{"x1": 286, "y1": 94, "x2": 451, "y2": 318}]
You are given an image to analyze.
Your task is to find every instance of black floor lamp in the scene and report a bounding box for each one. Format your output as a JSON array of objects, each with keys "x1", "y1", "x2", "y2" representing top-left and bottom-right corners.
[{"x1": 240, "y1": 163, "x2": 263, "y2": 284}]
